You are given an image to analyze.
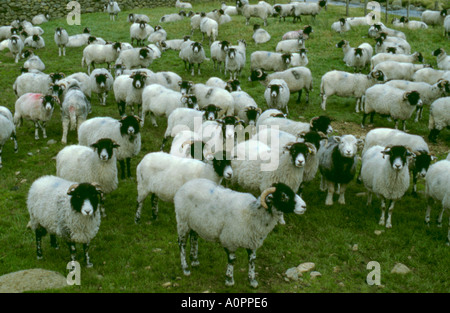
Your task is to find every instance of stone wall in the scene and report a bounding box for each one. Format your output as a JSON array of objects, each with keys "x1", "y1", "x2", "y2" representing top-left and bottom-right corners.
[{"x1": 0, "y1": 0, "x2": 192, "y2": 26}]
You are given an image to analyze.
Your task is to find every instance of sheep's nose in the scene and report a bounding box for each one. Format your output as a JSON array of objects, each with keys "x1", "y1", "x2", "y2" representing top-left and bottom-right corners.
[{"x1": 395, "y1": 164, "x2": 402, "y2": 169}]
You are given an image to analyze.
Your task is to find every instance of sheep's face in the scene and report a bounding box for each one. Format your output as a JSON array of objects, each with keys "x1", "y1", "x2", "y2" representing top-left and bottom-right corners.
[
  {"x1": 403, "y1": 91, "x2": 421, "y2": 106},
  {"x1": 203, "y1": 104, "x2": 221, "y2": 120},
  {"x1": 298, "y1": 131, "x2": 328, "y2": 151},
  {"x1": 191, "y1": 42, "x2": 202, "y2": 54},
  {"x1": 68, "y1": 183, "x2": 102, "y2": 216},
  {"x1": 10, "y1": 35, "x2": 19, "y2": 45},
  {"x1": 432, "y1": 48, "x2": 444, "y2": 58},
  {"x1": 91, "y1": 138, "x2": 120, "y2": 162},
  {"x1": 217, "y1": 116, "x2": 241, "y2": 139},
  {"x1": 381, "y1": 145, "x2": 413, "y2": 172},
  {"x1": 49, "y1": 83, "x2": 65, "y2": 98},
  {"x1": 179, "y1": 80, "x2": 194, "y2": 95},
  {"x1": 55, "y1": 27, "x2": 62, "y2": 36},
  {"x1": 32, "y1": 35, "x2": 40, "y2": 42},
  {"x1": 95, "y1": 73, "x2": 108, "y2": 89},
  {"x1": 21, "y1": 49, "x2": 33, "y2": 59},
  {"x1": 335, "y1": 40, "x2": 348, "y2": 49},
  {"x1": 139, "y1": 48, "x2": 151, "y2": 60},
  {"x1": 40, "y1": 95, "x2": 57, "y2": 111},
  {"x1": 120, "y1": 115, "x2": 141, "y2": 137},
  {"x1": 285, "y1": 142, "x2": 314, "y2": 168},
  {"x1": 139, "y1": 21, "x2": 146, "y2": 29},
  {"x1": 210, "y1": 152, "x2": 233, "y2": 180},
  {"x1": 299, "y1": 48, "x2": 307, "y2": 58},
  {"x1": 227, "y1": 48, "x2": 236, "y2": 59},
  {"x1": 310, "y1": 116, "x2": 333, "y2": 134},
  {"x1": 266, "y1": 183, "x2": 306, "y2": 215},
  {"x1": 245, "y1": 107, "x2": 261, "y2": 126},
  {"x1": 414, "y1": 151, "x2": 434, "y2": 178},
  {"x1": 225, "y1": 79, "x2": 241, "y2": 92},
  {"x1": 114, "y1": 64, "x2": 126, "y2": 77},
  {"x1": 181, "y1": 94, "x2": 198, "y2": 110},
  {"x1": 354, "y1": 48, "x2": 363, "y2": 58},
  {"x1": 281, "y1": 53, "x2": 292, "y2": 64},
  {"x1": 335, "y1": 135, "x2": 360, "y2": 159},
  {"x1": 268, "y1": 84, "x2": 282, "y2": 99},
  {"x1": 130, "y1": 72, "x2": 146, "y2": 89}
]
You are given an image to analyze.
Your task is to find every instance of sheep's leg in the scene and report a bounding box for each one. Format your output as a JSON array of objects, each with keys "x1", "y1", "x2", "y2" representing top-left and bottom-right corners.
[
  {"x1": 447, "y1": 217, "x2": 450, "y2": 246},
  {"x1": 320, "y1": 94, "x2": 327, "y2": 111},
  {"x1": 437, "y1": 206, "x2": 445, "y2": 228},
  {"x1": 385, "y1": 200, "x2": 395, "y2": 228},
  {"x1": 149, "y1": 112, "x2": 158, "y2": 127},
  {"x1": 189, "y1": 230, "x2": 199, "y2": 267},
  {"x1": 414, "y1": 107, "x2": 421, "y2": 122},
  {"x1": 117, "y1": 101, "x2": 126, "y2": 117},
  {"x1": 191, "y1": 63, "x2": 195, "y2": 76},
  {"x1": 12, "y1": 132, "x2": 18, "y2": 153},
  {"x1": 319, "y1": 175, "x2": 326, "y2": 192},
  {"x1": 34, "y1": 122, "x2": 40, "y2": 140},
  {"x1": 412, "y1": 173, "x2": 418, "y2": 197},
  {"x1": 394, "y1": 119, "x2": 399, "y2": 129},
  {"x1": 361, "y1": 113, "x2": 368, "y2": 128},
  {"x1": 402, "y1": 120, "x2": 407, "y2": 132},
  {"x1": 50, "y1": 234, "x2": 59, "y2": 250},
  {"x1": 247, "y1": 249, "x2": 258, "y2": 288},
  {"x1": 160, "y1": 137, "x2": 168, "y2": 151},
  {"x1": 35, "y1": 226, "x2": 47, "y2": 259},
  {"x1": 119, "y1": 159, "x2": 126, "y2": 179},
  {"x1": 83, "y1": 243, "x2": 93, "y2": 268},
  {"x1": 126, "y1": 157, "x2": 132, "y2": 179},
  {"x1": 379, "y1": 198, "x2": 386, "y2": 226},
  {"x1": 58, "y1": 47, "x2": 62, "y2": 57},
  {"x1": 67, "y1": 241, "x2": 77, "y2": 262},
  {"x1": 38, "y1": 121, "x2": 47, "y2": 139},
  {"x1": 0, "y1": 145, "x2": 2, "y2": 168},
  {"x1": 325, "y1": 181, "x2": 335, "y2": 206},
  {"x1": 178, "y1": 231, "x2": 190, "y2": 276},
  {"x1": 151, "y1": 193, "x2": 159, "y2": 220},
  {"x1": 296, "y1": 90, "x2": 302, "y2": 104},
  {"x1": 224, "y1": 248, "x2": 236, "y2": 286},
  {"x1": 355, "y1": 98, "x2": 361, "y2": 113},
  {"x1": 63, "y1": 46, "x2": 66, "y2": 56},
  {"x1": 366, "y1": 192, "x2": 373, "y2": 206},
  {"x1": 61, "y1": 118, "x2": 69, "y2": 144},
  {"x1": 425, "y1": 197, "x2": 434, "y2": 226},
  {"x1": 338, "y1": 183, "x2": 347, "y2": 205},
  {"x1": 197, "y1": 63, "x2": 201, "y2": 76},
  {"x1": 305, "y1": 89, "x2": 310, "y2": 104}
]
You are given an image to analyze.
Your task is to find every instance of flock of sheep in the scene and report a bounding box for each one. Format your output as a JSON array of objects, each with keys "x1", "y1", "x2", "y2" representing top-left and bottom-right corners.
[{"x1": 0, "y1": 0, "x2": 449, "y2": 289}]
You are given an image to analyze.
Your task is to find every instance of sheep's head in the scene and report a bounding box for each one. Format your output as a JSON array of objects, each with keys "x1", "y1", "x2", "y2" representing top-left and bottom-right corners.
[
  {"x1": 297, "y1": 131, "x2": 328, "y2": 151},
  {"x1": 437, "y1": 79, "x2": 450, "y2": 94},
  {"x1": 334, "y1": 135, "x2": 362, "y2": 158},
  {"x1": 225, "y1": 79, "x2": 241, "y2": 92},
  {"x1": 403, "y1": 90, "x2": 422, "y2": 106},
  {"x1": 21, "y1": 49, "x2": 33, "y2": 59},
  {"x1": 386, "y1": 47, "x2": 397, "y2": 54},
  {"x1": 91, "y1": 138, "x2": 120, "y2": 161},
  {"x1": 178, "y1": 80, "x2": 194, "y2": 95},
  {"x1": 310, "y1": 116, "x2": 332, "y2": 134},
  {"x1": 32, "y1": 34, "x2": 40, "y2": 42},
  {"x1": 283, "y1": 142, "x2": 315, "y2": 168},
  {"x1": 432, "y1": 48, "x2": 444, "y2": 57},
  {"x1": 95, "y1": 73, "x2": 109, "y2": 88},
  {"x1": 130, "y1": 71, "x2": 147, "y2": 89},
  {"x1": 206, "y1": 151, "x2": 233, "y2": 180},
  {"x1": 202, "y1": 104, "x2": 222, "y2": 120},
  {"x1": 216, "y1": 115, "x2": 244, "y2": 139},
  {"x1": 227, "y1": 47, "x2": 237, "y2": 59},
  {"x1": 381, "y1": 145, "x2": 414, "y2": 172},
  {"x1": 218, "y1": 40, "x2": 230, "y2": 51},
  {"x1": 181, "y1": 94, "x2": 198, "y2": 110},
  {"x1": 248, "y1": 68, "x2": 267, "y2": 82},
  {"x1": 369, "y1": 69, "x2": 386, "y2": 82},
  {"x1": 119, "y1": 115, "x2": 141, "y2": 137},
  {"x1": 413, "y1": 150, "x2": 436, "y2": 178},
  {"x1": 281, "y1": 53, "x2": 292, "y2": 64},
  {"x1": 112, "y1": 41, "x2": 122, "y2": 53},
  {"x1": 139, "y1": 47, "x2": 152, "y2": 60},
  {"x1": 260, "y1": 183, "x2": 306, "y2": 215},
  {"x1": 67, "y1": 183, "x2": 103, "y2": 216},
  {"x1": 40, "y1": 95, "x2": 58, "y2": 111},
  {"x1": 244, "y1": 106, "x2": 261, "y2": 126},
  {"x1": 335, "y1": 39, "x2": 348, "y2": 49},
  {"x1": 191, "y1": 41, "x2": 203, "y2": 53},
  {"x1": 55, "y1": 27, "x2": 63, "y2": 36},
  {"x1": 319, "y1": 0, "x2": 327, "y2": 8}
]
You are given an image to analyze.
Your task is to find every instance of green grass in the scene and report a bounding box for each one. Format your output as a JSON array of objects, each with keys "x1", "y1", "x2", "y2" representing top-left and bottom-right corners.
[{"x1": 0, "y1": 1, "x2": 449, "y2": 293}]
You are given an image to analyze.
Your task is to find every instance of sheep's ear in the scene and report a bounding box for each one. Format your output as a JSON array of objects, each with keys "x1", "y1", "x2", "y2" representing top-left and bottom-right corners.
[
  {"x1": 356, "y1": 138, "x2": 364, "y2": 148},
  {"x1": 430, "y1": 155, "x2": 437, "y2": 162},
  {"x1": 403, "y1": 91, "x2": 412, "y2": 100},
  {"x1": 334, "y1": 136, "x2": 341, "y2": 143},
  {"x1": 112, "y1": 141, "x2": 120, "y2": 149},
  {"x1": 67, "y1": 184, "x2": 79, "y2": 195}
]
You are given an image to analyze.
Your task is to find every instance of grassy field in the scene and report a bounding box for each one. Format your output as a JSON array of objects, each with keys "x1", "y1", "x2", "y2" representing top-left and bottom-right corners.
[{"x1": 0, "y1": 1, "x2": 449, "y2": 294}]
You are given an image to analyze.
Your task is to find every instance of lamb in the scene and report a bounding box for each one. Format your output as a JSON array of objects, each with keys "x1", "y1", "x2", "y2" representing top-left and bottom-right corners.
[
  {"x1": 8, "y1": 35, "x2": 24, "y2": 63},
  {"x1": 0, "y1": 106, "x2": 18, "y2": 168},
  {"x1": 113, "y1": 71, "x2": 148, "y2": 116},
  {"x1": 335, "y1": 40, "x2": 372, "y2": 72},
  {"x1": 345, "y1": 16, "x2": 370, "y2": 27},
  {"x1": 14, "y1": 93, "x2": 58, "y2": 140},
  {"x1": 228, "y1": 39, "x2": 247, "y2": 69},
  {"x1": 179, "y1": 41, "x2": 206, "y2": 76},
  {"x1": 292, "y1": 0, "x2": 327, "y2": 23},
  {"x1": 200, "y1": 15, "x2": 218, "y2": 45},
  {"x1": 225, "y1": 47, "x2": 245, "y2": 80},
  {"x1": 249, "y1": 67, "x2": 313, "y2": 104},
  {"x1": 432, "y1": 48, "x2": 450, "y2": 71},
  {"x1": 320, "y1": 69, "x2": 386, "y2": 112},
  {"x1": 106, "y1": 0, "x2": 120, "y2": 21},
  {"x1": 421, "y1": 9, "x2": 447, "y2": 26},
  {"x1": 275, "y1": 37, "x2": 305, "y2": 54},
  {"x1": 147, "y1": 25, "x2": 167, "y2": 44},
  {"x1": 24, "y1": 34, "x2": 45, "y2": 49},
  {"x1": 134, "y1": 151, "x2": 233, "y2": 222},
  {"x1": 174, "y1": 179, "x2": 306, "y2": 287},
  {"x1": 27, "y1": 175, "x2": 103, "y2": 267},
  {"x1": 318, "y1": 135, "x2": 363, "y2": 206},
  {"x1": 21, "y1": 49, "x2": 45, "y2": 72},
  {"x1": 127, "y1": 13, "x2": 150, "y2": 24},
  {"x1": 373, "y1": 61, "x2": 430, "y2": 81},
  {"x1": 206, "y1": 76, "x2": 239, "y2": 91},
  {"x1": 427, "y1": 97, "x2": 450, "y2": 143},
  {"x1": 361, "y1": 128, "x2": 435, "y2": 197},
  {"x1": 424, "y1": 157, "x2": 450, "y2": 245},
  {"x1": 413, "y1": 68, "x2": 450, "y2": 85},
  {"x1": 115, "y1": 47, "x2": 153, "y2": 70},
  {"x1": 66, "y1": 27, "x2": 91, "y2": 48},
  {"x1": 371, "y1": 52, "x2": 424, "y2": 70},
  {"x1": 141, "y1": 83, "x2": 198, "y2": 127},
  {"x1": 250, "y1": 51, "x2": 293, "y2": 72},
  {"x1": 78, "y1": 115, "x2": 142, "y2": 179},
  {"x1": 361, "y1": 84, "x2": 423, "y2": 131},
  {"x1": 31, "y1": 13, "x2": 50, "y2": 25},
  {"x1": 231, "y1": 91, "x2": 261, "y2": 126},
  {"x1": 130, "y1": 21, "x2": 153, "y2": 46},
  {"x1": 282, "y1": 25, "x2": 313, "y2": 40},
  {"x1": 385, "y1": 79, "x2": 449, "y2": 122},
  {"x1": 54, "y1": 27, "x2": 69, "y2": 57},
  {"x1": 331, "y1": 18, "x2": 351, "y2": 33},
  {"x1": 175, "y1": 0, "x2": 192, "y2": 9},
  {"x1": 237, "y1": 0, "x2": 272, "y2": 26},
  {"x1": 89, "y1": 68, "x2": 114, "y2": 106},
  {"x1": 252, "y1": 24, "x2": 271, "y2": 44},
  {"x1": 81, "y1": 42, "x2": 122, "y2": 74},
  {"x1": 190, "y1": 83, "x2": 234, "y2": 117},
  {"x1": 60, "y1": 84, "x2": 91, "y2": 144},
  {"x1": 264, "y1": 79, "x2": 290, "y2": 115},
  {"x1": 360, "y1": 145, "x2": 412, "y2": 228},
  {"x1": 392, "y1": 16, "x2": 428, "y2": 29}
]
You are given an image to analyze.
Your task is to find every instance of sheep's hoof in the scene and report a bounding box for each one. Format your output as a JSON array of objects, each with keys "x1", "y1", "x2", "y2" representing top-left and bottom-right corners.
[
  {"x1": 191, "y1": 260, "x2": 200, "y2": 267},
  {"x1": 225, "y1": 279, "x2": 235, "y2": 287},
  {"x1": 86, "y1": 262, "x2": 93, "y2": 268},
  {"x1": 183, "y1": 269, "x2": 191, "y2": 276},
  {"x1": 37, "y1": 255, "x2": 43, "y2": 260},
  {"x1": 249, "y1": 279, "x2": 258, "y2": 289},
  {"x1": 385, "y1": 223, "x2": 392, "y2": 229},
  {"x1": 134, "y1": 217, "x2": 140, "y2": 224}
]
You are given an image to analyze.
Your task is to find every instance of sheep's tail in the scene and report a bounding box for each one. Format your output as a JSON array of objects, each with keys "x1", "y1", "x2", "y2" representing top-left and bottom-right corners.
[
  {"x1": 81, "y1": 56, "x2": 86, "y2": 68},
  {"x1": 69, "y1": 108, "x2": 77, "y2": 131},
  {"x1": 428, "y1": 110, "x2": 435, "y2": 130},
  {"x1": 361, "y1": 94, "x2": 366, "y2": 112}
]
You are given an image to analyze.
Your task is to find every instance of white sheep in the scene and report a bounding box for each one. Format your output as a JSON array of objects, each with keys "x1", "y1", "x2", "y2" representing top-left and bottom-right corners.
[
  {"x1": 360, "y1": 145, "x2": 412, "y2": 228},
  {"x1": 106, "y1": 0, "x2": 120, "y2": 21},
  {"x1": 392, "y1": 16, "x2": 428, "y2": 29},
  {"x1": 8, "y1": 35, "x2": 24, "y2": 63},
  {"x1": 292, "y1": 0, "x2": 327, "y2": 22},
  {"x1": 66, "y1": 28, "x2": 91, "y2": 48},
  {"x1": 146, "y1": 71, "x2": 184, "y2": 91},
  {"x1": 130, "y1": 21, "x2": 153, "y2": 46},
  {"x1": 273, "y1": 3, "x2": 295, "y2": 22},
  {"x1": 335, "y1": 40, "x2": 372, "y2": 72},
  {"x1": 190, "y1": 83, "x2": 234, "y2": 117},
  {"x1": 424, "y1": 158, "x2": 450, "y2": 245},
  {"x1": 78, "y1": 115, "x2": 142, "y2": 179},
  {"x1": 169, "y1": 130, "x2": 207, "y2": 160},
  {"x1": 127, "y1": 13, "x2": 150, "y2": 23},
  {"x1": 421, "y1": 9, "x2": 447, "y2": 26},
  {"x1": 113, "y1": 71, "x2": 148, "y2": 116},
  {"x1": 162, "y1": 108, "x2": 207, "y2": 149},
  {"x1": 331, "y1": 18, "x2": 351, "y2": 33},
  {"x1": 179, "y1": 41, "x2": 206, "y2": 76},
  {"x1": 175, "y1": 0, "x2": 192, "y2": 9},
  {"x1": 115, "y1": 47, "x2": 153, "y2": 70},
  {"x1": 81, "y1": 42, "x2": 122, "y2": 74},
  {"x1": 318, "y1": 135, "x2": 363, "y2": 206},
  {"x1": 252, "y1": 24, "x2": 270, "y2": 44},
  {"x1": 160, "y1": 36, "x2": 191, "y2": 51},
  {"x1": 141, "y1": 83, "x2": 198, "y2": 127},
  {"x1": 89, "y1": 68, "x2": 114, "y2": 106},
  {"x1": 320, "y1": 69, "x2": 386, "y2": 112},
  {"x1": 32, "y1": 13, "x2": 50, "y2": 25},
  {"x1": 174, "y1": 178, "x2": 306, "y2": 287},
  {"x1": 428, "y1": 96, "x2": 450, "y2": 143},
  {"x1": 13, "y1": 72, "x2": 61, "y2": 98},
  {"x1": 0, "y1": 106, "x2": 18, "y2": 168},
  {"x1": 24, "y1": 34, "x2": 45, "y2": 49},
  {"x1": 345, "y1": 16, "x2": 370, "y2": 27},
  {"x1": 147, "y1": 25, "x2": 167, "y2": 44},
  {"x1": 281, "y1": 25, "x2": 313, "y2": 40},
  {"x1": 231, "y1": 91, "x2": 260, "y2": 126},
  {"x1": 238, "y1": 0, "x2": 272, "y2": 26},
  {"x1": 264, "y1": 79, "x2": 290, "y2": 115},
  {"x1": 276, "y1": 37, "x2": 306, "y2": 54},
  {"x1": 361, "y1": 84, "x2": 423, "y2": 131},
  {"x1": 60, "y1": 84, "x2": 91, "y2": 144},
  {"x1": 225, "y1": 47, "x2": 245, "y2": 80},
  {"x1": 250, "y1": 51, "x2": 293, "y2": 72},
  {"x1": 27, "y1": 175, "x2": 103, "y2": 267},
  {"x1": 368, "y1": 23, "x2": 406, "y2": 39},
  {"x1": 373, "y1": 61, "x2": 430, "y2": 81},
  {"x1": 290, "y1": 48, "x2": 309, "y2": 67},
  {"x1": 221, "y1": 2, "x2": 238, "y2": 15},
  {"x1": 56, "y1": 72, "x2": 92, "y2": 102},
  {"x1": 134, "y1": 151, "x2": 233, "y2": 222},
  {"x1": 371, "y1": 52, "x2": 424, "y2": 70},
  {"x1": 54, "y1": 27, "x2": 69, "y2": 57},
  {"x1": 432, "y1": 48, "x2": 450, "y2": 70},
  {"x1": 14, "y1": 93, "x2": 58, "y2": 140},
  {"x1": 444, "y1": 15, "x2": 450, "y2": 37},
  {"x1": 374, "y1": 34, "x2": 411, "y2": 54},
  {"x1": 200, "y1": 15, "x2": 218, "y2": 45},
  {"x1": 160, "y1": 10, "x2": 187, "y2": 23},
  {"x1": 21, "y1": 49, "x2": 45, "y2": 72},
  {"x1": 249, "y1": 67, "x2": 313, "y2": 104}
]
